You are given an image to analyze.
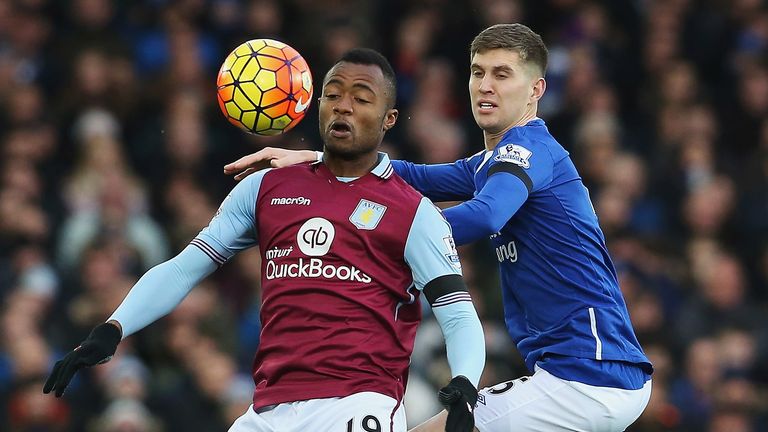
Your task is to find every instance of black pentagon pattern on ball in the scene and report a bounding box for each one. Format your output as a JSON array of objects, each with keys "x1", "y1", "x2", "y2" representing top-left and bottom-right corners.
[{"x1": 217, "y1": 39, "x2": 310, "y2": 136}]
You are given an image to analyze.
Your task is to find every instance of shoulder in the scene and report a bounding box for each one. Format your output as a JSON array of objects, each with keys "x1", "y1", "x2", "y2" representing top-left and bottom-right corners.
[
  {"x1": 257, "y1": 163, "x2": 315, "y2": 191},
  {"x1": 465, "y1": 149, "x2": 487, "y2": 164},
  {"x1": 232, "y1": 167, "x2": 272, "y2": 193},
  {"x1": 495, "y1": 123, "x2": 567, "y2": 168},
  {"x1": 263, "y1": 162, "x2": 315, "y2": 179},
  {"x1": 388, "y1": 173, "x2": 428, "y2": 202},
  {"x1": 523, "y1": 121, "x2": 569, "y2": 159},
  {"x1": 379, "y1": 174, "x2": 431, "y2": 220},
  {"x1": 409, "y1": 198, "x2": 454, "y2": 245}
]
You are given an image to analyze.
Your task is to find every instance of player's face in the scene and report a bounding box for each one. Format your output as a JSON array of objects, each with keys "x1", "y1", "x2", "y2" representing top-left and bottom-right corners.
[
  {"x1": 318, "y1": 62, "x2": 398, "y2": 159},
  {"x1": 469, "y1": 49, "x2": 544, "y2": 135}
]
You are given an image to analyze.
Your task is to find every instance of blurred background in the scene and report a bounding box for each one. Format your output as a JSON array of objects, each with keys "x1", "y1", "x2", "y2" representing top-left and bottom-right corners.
[{"x1": 0, "y1": 0, "x2": 767, "y2": 431}]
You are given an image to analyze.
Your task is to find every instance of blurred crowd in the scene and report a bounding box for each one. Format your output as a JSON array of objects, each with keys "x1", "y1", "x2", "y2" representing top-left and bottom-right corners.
[{"x1": 0, "y1": 0, "x2": 767, "y2": 431}]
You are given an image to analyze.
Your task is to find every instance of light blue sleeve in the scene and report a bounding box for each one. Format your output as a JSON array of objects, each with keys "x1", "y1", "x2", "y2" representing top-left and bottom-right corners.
[
  {"x1": 192, "y1": 169, "x2": 269, "y2": 263},
  {"x1": 109, "y1": 245, "x2": 218, "y2": 337},
  {"x1": 433, "y1": 302, "x2": 485, "y2": 386},
  {"x1": 108, "y1": 169, "x2": 270, "y2": 337},
  {"x1": 404, "y1": 198, "x2": 485, "y2": 387},
  {"x1": 404, "y1": 198, "x2": 462, "y2": 289}
]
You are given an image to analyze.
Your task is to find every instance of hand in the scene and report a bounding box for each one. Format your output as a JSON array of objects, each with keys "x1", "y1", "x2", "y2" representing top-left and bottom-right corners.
[
  {"x1": 438, "y1": 376, "x2": 478, "y2": 432},
  {"x1": 223, "y1": 147, "x2": 318, "y2": 181},
  {"x1": 43, "y1": 322, "x2": 122, "y2": 397}
]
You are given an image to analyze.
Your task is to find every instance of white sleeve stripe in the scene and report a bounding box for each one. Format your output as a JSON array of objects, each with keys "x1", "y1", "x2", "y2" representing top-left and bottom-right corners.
[
  {"x1": 433, "y1": 297, "x2": 473, "y2": 308},
  {"x1": 434, "y1": 291, "x2": 472, "y2": 302},
  {"x1": 588, "y1": 307, "x2": 603, "y2": 360},
  {"x1": 190, "y1": 238, "x2": 226, "y2": 265},
  {"x1": 432, "y1": 292, "x2": 472, "y2": 307}
]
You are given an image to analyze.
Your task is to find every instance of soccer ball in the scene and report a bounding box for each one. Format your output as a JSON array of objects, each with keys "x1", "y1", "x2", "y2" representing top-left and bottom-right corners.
[{"x1": 217, "y1": 39, "x2": 313, "y2": 135}]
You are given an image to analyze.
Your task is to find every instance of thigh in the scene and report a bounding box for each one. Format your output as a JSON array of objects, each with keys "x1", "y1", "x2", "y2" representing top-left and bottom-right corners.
[
  {"x1": 474, "y1": 369, "x2": 609, "y2": 432},
  {"x1": 295, "y1": 392, "x2": 406, "y2": 432},
  {"x1": 475, "y1": 369, "x2": 652, "y2": 432},
  {"x1": 568, "y1": 378, "x2": 652, "y2": 431}
]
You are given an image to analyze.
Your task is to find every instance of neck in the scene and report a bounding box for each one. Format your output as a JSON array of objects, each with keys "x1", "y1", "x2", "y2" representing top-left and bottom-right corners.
[
  {"x1": 483, "y1": 107, "x2": 538, "y2": 151},
  {"x1": 323, "y1": 149, "x2": 379, "y2": 177}
]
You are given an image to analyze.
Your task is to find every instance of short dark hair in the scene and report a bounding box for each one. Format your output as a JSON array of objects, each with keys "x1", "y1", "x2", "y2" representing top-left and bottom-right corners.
[
  {"x1": 470, "y1": 24, "x2": 548, "y2": 76},
  {"x1": 331, "y1": 48, "x2": 397, "y2": 108}
]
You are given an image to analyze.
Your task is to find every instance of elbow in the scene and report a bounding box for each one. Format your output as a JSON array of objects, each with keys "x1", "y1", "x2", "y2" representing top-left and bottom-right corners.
[
  {"x1": 471, "y1": 199, "x2": 509, "y2": 235},
  {"x1": 477, "y1": 215, "x2": 507, "y2": 237},
  {"x1": 452, "y1": 217, "x2": 502, "y2": 246}
]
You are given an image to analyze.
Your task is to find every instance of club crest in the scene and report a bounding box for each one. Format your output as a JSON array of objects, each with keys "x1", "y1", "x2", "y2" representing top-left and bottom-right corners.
[{"x1": 349, "y1": 199, "x2": 387, "y2": 230}]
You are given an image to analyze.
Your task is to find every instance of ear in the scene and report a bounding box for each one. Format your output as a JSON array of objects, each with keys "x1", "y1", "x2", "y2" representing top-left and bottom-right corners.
[
  {"x1": 531, "y1": 77, "x2": 546, "y2": 102},
  {"x1": 383, "y1": 108, "x2": 399, "y2": 131}
]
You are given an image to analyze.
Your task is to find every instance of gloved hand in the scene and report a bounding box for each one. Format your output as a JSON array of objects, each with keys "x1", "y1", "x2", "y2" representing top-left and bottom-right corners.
[
  {"x1": 438, "y1": 375, "x2": 478, "y2": 432},
  {"x1": 43, "y1": 322, "x2": 122, "y2": 397}
]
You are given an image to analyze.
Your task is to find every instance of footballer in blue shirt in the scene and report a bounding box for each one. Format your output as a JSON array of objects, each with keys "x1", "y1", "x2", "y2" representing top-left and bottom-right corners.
[{"x1": 226, "y1": 24, "x2": 652, "y2": 432}]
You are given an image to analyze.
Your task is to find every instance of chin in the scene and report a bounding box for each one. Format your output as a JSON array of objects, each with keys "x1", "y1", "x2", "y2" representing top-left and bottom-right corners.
[
  {"x1": 476, "y1": 119, "x2": 501, "y2": 133},
  {"x1": 324, "y1": 140, "x2": 363, "y2": 160}
]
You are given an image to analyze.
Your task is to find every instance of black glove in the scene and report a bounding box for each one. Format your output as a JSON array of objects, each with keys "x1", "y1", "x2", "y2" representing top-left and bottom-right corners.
[
  {"x1": 438, "y1": 375, "x2": 478, "y2": 432},
  {"x1": 43, "y1": 322, "x2": 122, "y2": 397}
]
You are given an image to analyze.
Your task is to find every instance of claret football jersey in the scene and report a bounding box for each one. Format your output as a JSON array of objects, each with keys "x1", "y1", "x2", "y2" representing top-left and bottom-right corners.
[{"x1": 192, "y1": 153, "x2": 463, "y2": 408}]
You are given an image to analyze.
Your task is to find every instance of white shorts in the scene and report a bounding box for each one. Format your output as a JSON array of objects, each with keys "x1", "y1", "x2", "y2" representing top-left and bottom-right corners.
[
  {"x1": 475, "y1": 367, "x2": 652, "y2": 432},
  {"x1": 228, "y1": 392, "x2": 406, "y2": 432}
]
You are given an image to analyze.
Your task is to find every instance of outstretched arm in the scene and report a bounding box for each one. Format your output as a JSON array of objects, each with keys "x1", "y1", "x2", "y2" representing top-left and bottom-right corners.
[
  {"x1": 44, "y1": 171, "x2": 267, "y2": 397},
  {"x1": 113, "y1": 169, "x2": 266, "y2": 334},
  {"x1": 390, "y1": 159, "x2": 477, "y2": 202},
  {"x1": 43, "y1": 243, "x2": 225, "y2": 397},
  {"x1": 443, "y1": 141, "x2": 556, "y2": 245},
  {"x1": 224, "y1": 147, "x2": 318, "y2": 180},
  {"x1": 108, "y1": 246, "x2": 218, "y2": 336},
  {"x1": 224, "y1": 147, "x2": 481, "y2": 202},
  {"x1": 405, "y1": 198, "x2": 484, "y2": 384},
  {"x1": 443, "y1": 171, "x2": 529, "y2": 245},
  {"x1": 405, "y1": 198, "x2": 484, "y2": 432}
]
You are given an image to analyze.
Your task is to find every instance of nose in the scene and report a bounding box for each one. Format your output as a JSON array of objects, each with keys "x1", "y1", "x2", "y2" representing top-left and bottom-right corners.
[
  {"x1": 478, "y1": 76, "x2": 494, "y2": 94},
  {"x1": 332, "y1": 94, "x2": 353, "y2": 115}
]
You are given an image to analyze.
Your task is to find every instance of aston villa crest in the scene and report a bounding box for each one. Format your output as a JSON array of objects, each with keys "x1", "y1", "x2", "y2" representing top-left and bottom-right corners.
[{"x1": 349, "y1": 199, "x2": 387, "y2": 230}]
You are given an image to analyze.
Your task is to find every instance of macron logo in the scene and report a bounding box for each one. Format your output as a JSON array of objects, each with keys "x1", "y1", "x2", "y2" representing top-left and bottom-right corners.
[{"x1": 271, "y1": 197, "x2": 312, "y2": 206}]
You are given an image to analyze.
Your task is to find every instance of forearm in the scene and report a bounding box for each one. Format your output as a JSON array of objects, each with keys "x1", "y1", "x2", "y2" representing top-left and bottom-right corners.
[
  {"x1": 109, "y1": 245, "x2": 218, "y2": 337},
  {"x1": 443, "y1": 173, "x2": 529, "y2": 245},
  {"x1": 433, "y1": 301, "x2": 485, "y2": 386},
  {"x1": 391, "y1": 160, "x2": 475, "y2": 202}
]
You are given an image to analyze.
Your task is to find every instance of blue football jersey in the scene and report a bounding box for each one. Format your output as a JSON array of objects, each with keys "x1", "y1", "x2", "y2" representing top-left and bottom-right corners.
[{"x1": 393, "y1": 119, "x2": 652, "y2": 389}]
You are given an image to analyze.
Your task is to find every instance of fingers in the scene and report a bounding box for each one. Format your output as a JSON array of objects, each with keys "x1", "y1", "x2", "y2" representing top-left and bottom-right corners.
[
  {"x1": 270, "y1": 158, "x2": 292, "y2": 168},
  {"x1": 233, "y1": 168, "x2": 256, "y2": 181},
  {"x1": 43, "y1": 359, "x2": 64, "y2": 394},
  {"x1": 53, "y1": 356, "x2": 82, "y2": 397},
  {"x1": 224, "y1": 148, "x2": 279, "y2": 174},
  {"x1": 42, "y1": 355, "x2": 79, "y2": 397},
  {"x1": 224, "y1": 147, "x2": 315, "y2": 177},
  {"x1": 438, "y1": 387, "x2": 461, "y2": 405},
  {"x1": 223, "y1": 155, "x2": 254, "y2": 174}
]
